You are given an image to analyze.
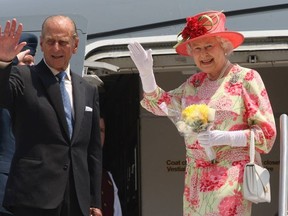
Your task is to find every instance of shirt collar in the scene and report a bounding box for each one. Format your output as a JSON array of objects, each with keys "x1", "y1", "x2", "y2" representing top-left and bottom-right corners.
[{"x1": 43, "y1": 59, "x2": 71, "y2": 81}]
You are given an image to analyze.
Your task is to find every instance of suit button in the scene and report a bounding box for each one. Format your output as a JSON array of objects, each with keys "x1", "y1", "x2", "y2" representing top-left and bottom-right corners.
[{"x1": 63, "y1": 164, "x2": 69, "y2": 170}]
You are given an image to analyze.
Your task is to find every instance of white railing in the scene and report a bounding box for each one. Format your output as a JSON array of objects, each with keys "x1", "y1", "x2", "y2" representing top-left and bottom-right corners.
[{"x1": 279, "y1": 114, "x2": 288, "y2": 216}]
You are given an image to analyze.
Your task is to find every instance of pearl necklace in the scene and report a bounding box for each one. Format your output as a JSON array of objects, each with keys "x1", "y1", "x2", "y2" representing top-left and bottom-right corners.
[
  {"x1": 216, "y1": 60, "x2": 231, "y2": 80},
  {"x1": 207, "y1": 60, "x2": 231, "y2": 81}
]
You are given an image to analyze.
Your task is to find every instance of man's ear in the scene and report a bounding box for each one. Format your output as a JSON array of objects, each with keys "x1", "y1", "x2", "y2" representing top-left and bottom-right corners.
[{"x1": 73, "y1": 38, "x2": 79, "y2": 54}]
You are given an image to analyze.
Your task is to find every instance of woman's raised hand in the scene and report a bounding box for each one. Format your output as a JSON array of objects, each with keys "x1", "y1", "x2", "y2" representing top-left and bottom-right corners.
[{"x1": 128, "y1": 41, "x2": 157, "y2": 93}]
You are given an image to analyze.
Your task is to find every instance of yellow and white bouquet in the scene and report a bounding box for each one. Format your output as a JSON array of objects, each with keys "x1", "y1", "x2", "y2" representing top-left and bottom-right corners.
[
  {"x1": 176, "y1": 104, "x2": 215, "y2": 134},
  {"x1": 175, "y1": 104, "x2": 216, "y2": 162},
  {"x1": 159, "y1": 101, "x2": 216, "y2": 162}
]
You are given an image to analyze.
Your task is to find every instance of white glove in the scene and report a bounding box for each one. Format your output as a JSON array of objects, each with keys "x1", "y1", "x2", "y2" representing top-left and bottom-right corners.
[
  {"x1": 128, "y1": 41, "x2": 157, "y2": 93},
  {"x1": 197, "y1": 130, "x2": 247, "y2": 147}
]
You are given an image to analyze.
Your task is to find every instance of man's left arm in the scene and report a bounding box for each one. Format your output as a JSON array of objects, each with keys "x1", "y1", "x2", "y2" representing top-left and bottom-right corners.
[{"x1": 88, "y1": 85, "x2": 103, "y2": 212}]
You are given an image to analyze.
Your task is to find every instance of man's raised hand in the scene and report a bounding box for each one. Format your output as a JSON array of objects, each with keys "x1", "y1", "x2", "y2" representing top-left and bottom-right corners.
[{"x1": 0, "y1": 19, "x2": 26, "y2": 62}]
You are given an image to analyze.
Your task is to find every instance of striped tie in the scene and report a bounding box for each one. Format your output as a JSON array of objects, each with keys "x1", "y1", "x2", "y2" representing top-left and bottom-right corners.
[{"x1": 56, "y1": 71, "x2": 73, "y2": 138}]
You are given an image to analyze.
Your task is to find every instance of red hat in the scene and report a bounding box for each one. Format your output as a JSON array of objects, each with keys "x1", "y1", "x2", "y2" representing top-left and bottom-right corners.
[{"x1": 175, "y1": 11, "x2": 244, "y2": 56}]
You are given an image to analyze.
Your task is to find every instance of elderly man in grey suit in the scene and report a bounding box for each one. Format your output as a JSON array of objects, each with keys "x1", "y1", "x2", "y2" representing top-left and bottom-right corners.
[{"x1": 0, "y1": 16, "x2": 102, "y2": 216}]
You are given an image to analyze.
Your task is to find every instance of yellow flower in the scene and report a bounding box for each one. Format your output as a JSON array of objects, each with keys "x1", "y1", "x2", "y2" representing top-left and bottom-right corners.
[{"x1": 181, "y1": 104, "x2": 215, "y2": 133}]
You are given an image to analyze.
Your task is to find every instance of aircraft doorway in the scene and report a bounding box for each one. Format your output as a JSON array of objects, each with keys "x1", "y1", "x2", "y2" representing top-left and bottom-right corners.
[{"x1": 99, "y1": 74, "x2": 141, "y2": 216}]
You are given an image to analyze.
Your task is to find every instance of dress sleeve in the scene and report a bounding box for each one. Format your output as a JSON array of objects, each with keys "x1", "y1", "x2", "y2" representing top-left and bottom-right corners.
[
  {"x1": 140, "y1": 82, "x2": 187, "y2": 116},
  {"x1": 140, "y1": 72, "x2": 207, "y2": 117},
  {"x1": 242, "y1": 69, "x2": 276, "y2": 154}
]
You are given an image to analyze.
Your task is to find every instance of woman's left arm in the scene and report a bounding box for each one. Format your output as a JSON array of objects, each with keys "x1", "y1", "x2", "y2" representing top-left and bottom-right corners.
[{"x1": 243, "y1": 69, "x2": 277, "y2": 154}]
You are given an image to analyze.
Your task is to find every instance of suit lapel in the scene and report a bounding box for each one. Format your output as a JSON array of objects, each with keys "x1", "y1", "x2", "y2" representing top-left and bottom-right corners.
[
  {"x1": 35, "y1": 60, "x2": 71, "y2": 141},
  {"x1": 71, "y1": 72, "x2": 85, "y2": 142}
]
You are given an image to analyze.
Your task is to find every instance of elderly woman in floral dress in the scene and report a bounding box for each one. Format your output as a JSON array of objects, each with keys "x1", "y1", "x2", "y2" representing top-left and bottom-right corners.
[{"x1": 128, "y1": 10, "x2": 276, "y2": 216}]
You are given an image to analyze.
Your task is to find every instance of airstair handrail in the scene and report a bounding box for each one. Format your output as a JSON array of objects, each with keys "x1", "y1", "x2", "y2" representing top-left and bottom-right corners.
[{"x1": 279, "y1": 114, "x2": 288, "y2": 216}]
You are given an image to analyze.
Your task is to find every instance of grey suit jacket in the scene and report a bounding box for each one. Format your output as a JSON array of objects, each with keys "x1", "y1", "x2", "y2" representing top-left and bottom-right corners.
[{"x1": 0, "y1": 60, "x2": 102, "y2": 215}]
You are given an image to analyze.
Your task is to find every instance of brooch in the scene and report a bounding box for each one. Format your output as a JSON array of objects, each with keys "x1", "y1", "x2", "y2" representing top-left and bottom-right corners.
[{"x1": 229, "y1": 74, "x2": 239, "y2": 84}]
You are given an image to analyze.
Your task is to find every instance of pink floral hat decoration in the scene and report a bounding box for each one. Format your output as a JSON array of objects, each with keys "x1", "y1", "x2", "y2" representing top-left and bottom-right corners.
[{"x1": 174, "y1": 11, "x2": 244, "y2": 56}]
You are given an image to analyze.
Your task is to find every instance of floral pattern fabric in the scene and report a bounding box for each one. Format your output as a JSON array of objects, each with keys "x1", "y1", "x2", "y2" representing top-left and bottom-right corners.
[{"x1": 141, "y1": 64, "x2": 276, "y2": 216}]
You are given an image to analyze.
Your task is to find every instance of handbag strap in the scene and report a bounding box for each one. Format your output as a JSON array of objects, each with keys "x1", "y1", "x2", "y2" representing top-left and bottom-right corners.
[{"x1": 249, "y1": 130, "x2": 255, "y2": 163}]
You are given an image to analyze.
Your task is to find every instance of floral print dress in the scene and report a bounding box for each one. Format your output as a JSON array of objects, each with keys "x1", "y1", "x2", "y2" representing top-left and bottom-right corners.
[{"x1": 140, "y1": 64, "x2": 276, "y2": 216}]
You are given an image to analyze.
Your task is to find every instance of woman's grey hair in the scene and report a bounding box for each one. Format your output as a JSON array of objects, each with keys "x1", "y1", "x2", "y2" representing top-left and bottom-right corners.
[{"x1": 216, "y1": 36, "x2": 234, "y2": 56}]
